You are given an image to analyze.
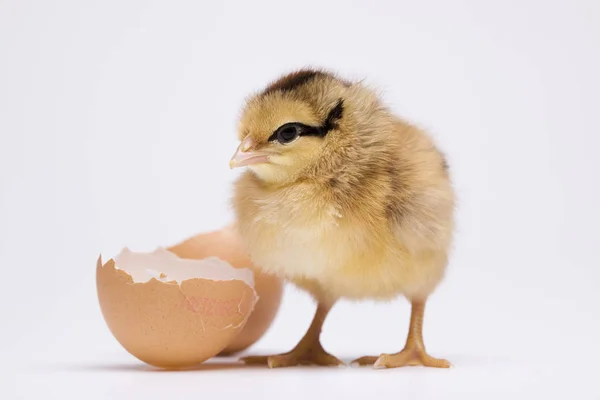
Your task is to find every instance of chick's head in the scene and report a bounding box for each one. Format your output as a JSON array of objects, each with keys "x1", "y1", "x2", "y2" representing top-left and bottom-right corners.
[{"x1": 230, "y1": 69, "x2": 369, "y2": 185}]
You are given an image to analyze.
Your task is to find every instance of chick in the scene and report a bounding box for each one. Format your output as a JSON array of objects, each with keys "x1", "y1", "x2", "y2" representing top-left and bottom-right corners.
[{"x1": 229, "y1": 69, "x2": 454, "y2": 369}]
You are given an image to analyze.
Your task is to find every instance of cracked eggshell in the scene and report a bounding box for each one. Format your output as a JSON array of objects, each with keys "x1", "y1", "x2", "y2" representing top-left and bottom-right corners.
[
  {"x1": 167, "y1": 224, "x2": 284, "y2": 355},
  {"x1": 96, "y1": 248, "x2": 258, "y2": 369}
]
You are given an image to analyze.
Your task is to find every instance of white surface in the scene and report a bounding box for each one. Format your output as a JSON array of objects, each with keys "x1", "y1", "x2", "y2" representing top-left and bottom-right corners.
[{"x1": 1, "y1": 0, "x2": 599, "y2": 399}]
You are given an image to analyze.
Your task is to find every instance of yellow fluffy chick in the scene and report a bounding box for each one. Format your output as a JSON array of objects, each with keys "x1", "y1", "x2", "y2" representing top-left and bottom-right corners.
[{"x1": 230, "y1": 69, "x2": 454, "y2": 369}]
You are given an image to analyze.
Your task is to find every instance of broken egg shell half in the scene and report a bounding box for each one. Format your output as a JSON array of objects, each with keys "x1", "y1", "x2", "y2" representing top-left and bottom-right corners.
[
  {"x1": 167, "y1": 224, "x2": 284, "y2": 355},
  {"x1": 96, "y1": 248, "x2": 258, "y2": 369}
]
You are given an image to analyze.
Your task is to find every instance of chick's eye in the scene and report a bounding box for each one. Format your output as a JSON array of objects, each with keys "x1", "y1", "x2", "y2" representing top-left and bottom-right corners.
[{"x1": 276, "y1": 125, "x2": 300, "y2": 144}]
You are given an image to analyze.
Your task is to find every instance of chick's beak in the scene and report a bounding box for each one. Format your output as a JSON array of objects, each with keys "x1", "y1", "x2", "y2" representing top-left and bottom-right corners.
[{"x1": 229, "y1": 137, "x2": 270, "y2": 169}]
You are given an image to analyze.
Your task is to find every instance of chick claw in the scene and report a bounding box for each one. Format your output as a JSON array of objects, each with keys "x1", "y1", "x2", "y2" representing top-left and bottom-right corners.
[
  {"x1": 352, "y1": 347, "x2": 450, "y2": 369},
  {"x1": 241, "y1": 344, "x2": 344, "y2": 368}
]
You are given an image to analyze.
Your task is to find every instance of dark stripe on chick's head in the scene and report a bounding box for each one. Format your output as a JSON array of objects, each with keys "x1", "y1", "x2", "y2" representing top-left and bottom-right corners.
[
  {"x1": 262, "y1": 69, "x2": 330, "y2": 96},
  {"x1": 267, "y1": 98, "x2": 345, "y2": 142},
  {"x1": 321, "y1": 99, "x2": 344, "y2": 132}
]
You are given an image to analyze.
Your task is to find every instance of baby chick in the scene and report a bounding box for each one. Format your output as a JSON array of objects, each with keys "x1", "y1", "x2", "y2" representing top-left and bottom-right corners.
[{"x1": 229, "y1": 69, "x2": 454, "y2": 369}]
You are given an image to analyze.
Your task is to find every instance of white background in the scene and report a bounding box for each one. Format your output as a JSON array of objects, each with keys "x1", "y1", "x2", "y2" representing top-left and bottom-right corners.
[{"x1": 1, "y1": 0, "x2": 599, "y2": 399}]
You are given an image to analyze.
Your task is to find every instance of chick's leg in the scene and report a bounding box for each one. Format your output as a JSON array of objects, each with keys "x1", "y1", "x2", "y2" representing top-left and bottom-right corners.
[
  {"x1": 241, "y1": 301, "x2": 343, "y2": 368},
  {"x1": 352, "y1": 299, "x2": 450, "y2": 369}
]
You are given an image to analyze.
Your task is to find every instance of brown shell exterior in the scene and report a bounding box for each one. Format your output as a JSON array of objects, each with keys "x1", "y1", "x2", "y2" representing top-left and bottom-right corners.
[{"x1": 96, "y1": 256, "x2": 256, "y2": 368}]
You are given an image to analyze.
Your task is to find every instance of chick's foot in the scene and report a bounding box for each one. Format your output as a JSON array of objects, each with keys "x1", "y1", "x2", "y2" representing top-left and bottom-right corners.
[
  {"x1": 352, "y1": 299, "x2": 450, "y2": 369},
  {"x1": 242, "y1": 342, "x2": 344, "y2": 368},
  {"x1": 241, "y1": 301, "x2": 343, "y2": 368},
  {"x1": 352, "y1": 346, "x2": 450, "y2": 369}
]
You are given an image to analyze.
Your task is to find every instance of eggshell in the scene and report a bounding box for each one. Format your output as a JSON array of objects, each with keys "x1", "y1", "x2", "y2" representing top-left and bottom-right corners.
[
  {"x1": 167, "y1": 224, "x2": 284, "y2": 355},
  {"x1": 96, "y1": 248, "x2": 258, "y2": 369}
]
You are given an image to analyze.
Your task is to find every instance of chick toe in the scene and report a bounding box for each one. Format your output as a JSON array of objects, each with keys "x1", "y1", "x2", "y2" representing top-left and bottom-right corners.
[
  {"x1": 372, "y1": 349, "x2": 450, "y2": 369},
  {"x1": 350, "y1": 356, "x2": 378, "y2": 367},
  {"x1": 240, "y1": 344, "x2": 344, "y2": 368}
]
